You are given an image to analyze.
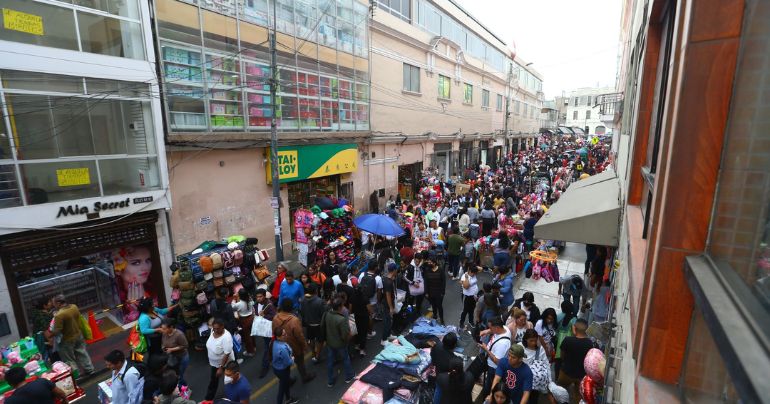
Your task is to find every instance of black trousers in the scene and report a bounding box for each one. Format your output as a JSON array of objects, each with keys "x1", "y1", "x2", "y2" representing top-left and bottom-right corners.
[
  {"x1": 460, "y1": 294, "x2": 476, "y2": 327},
  {"x1": 206, "y1": 366, "x2": 220, "y2": 400},
  {"x1": 427, "y1": 294, "x2": 444, "y2": 323}
]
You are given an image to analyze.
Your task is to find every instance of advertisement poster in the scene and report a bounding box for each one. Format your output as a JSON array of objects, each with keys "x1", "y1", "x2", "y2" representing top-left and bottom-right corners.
[{"x1": 111, "y1": 244, "x2": 156, "y2": 324}]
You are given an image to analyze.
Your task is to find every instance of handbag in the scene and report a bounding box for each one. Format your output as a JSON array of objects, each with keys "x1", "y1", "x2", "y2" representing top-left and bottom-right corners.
[
  {"x1": 225, "y1": 275, "x2": 236, "y2": 285},
  {"x1": 78, "y1": 315, "x2": 92, "y2": 340},
  {"x1": 127, "y1": 324, "x2": 147, "y2": 353},
  {"x1": 251, "y1": 316, "x2": 273, "y2": 337},
  {"x1": 348, "y1": 314, "x2": 358, "y2": 336},
  {"x1": 253, "y1": 267, "x2": 270, "y2": 282},
  {"x1": 178, "y1": 281, "x2": 194, "y2": 291},
  {"x1": 213, "y1": 270, "x2": 224, "y2": 278},
  {"x1": 196, "y1": 292, "x2": 208, "y2": 305},
  {"x1": 213, "y1": 278, "x2": 224, "y2": 287},
  {"x1": 171, "y1": 288, "x2": 181, "y2": 301}
]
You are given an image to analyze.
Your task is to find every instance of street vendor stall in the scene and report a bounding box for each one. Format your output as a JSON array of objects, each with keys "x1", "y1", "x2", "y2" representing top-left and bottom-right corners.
[{"x1": 0, "y1": 338, "x2": 84, "y2": 403}]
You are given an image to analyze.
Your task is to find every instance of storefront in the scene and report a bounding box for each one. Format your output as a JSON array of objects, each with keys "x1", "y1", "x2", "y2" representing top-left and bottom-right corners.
[
  {"x1": 266, "y1": 143, "x2": 359, "y2": 238},
  {"x1": 0, "y1": 208, "x2": 169, "y2": 343},
  {"x1": 478, "y1": 140, "x2": 489, "y2": 166},
  {"x1": 398, "y1": 162, "x2": 423, "y2": 201},
  {"x1": 458, "y1": 141, "x2": 475, "y2": 173}
]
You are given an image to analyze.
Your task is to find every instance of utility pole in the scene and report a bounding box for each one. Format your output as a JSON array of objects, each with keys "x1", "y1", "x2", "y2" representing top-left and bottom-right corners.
[
  {"x1": 503, "y1": 62, "x2": 513, "y2": 153},
  {"x1": 269, "y1": 0, "x2": 284, "y2": 261}
]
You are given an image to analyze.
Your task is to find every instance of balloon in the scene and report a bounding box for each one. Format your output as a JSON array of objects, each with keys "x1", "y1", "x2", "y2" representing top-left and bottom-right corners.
[
  {"x1": 580, "y1": 375, "x2": 597, "y2": 404},
  {"x1": 584, "y1": 348, "x2": 606, "y2": 383}
]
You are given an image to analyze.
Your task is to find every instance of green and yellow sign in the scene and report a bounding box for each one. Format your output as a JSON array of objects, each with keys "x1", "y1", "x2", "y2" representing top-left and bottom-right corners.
[{"x1": 266, "y1": 143, "x2": 358, "y2": 184}]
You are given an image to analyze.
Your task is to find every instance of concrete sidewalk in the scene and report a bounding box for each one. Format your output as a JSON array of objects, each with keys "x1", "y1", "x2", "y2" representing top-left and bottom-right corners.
[{"x1": 513, "y1": 242, "x2": 587, "y2": 313}]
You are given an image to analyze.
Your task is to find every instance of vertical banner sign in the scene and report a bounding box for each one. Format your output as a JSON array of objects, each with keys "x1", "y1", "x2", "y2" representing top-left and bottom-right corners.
[
  {"x1": 266, "y1": 143, "x2": 358, "y2": 184},
  {"x1": 2, "y1": 9, "x2": 44, "y2": 35}
]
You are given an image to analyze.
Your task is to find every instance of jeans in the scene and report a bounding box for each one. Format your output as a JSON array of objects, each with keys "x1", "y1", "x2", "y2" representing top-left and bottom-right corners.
[
  {"x1": 562, "y1": 293, "x2": 580, "y2": 315},
  {"x1": 274, "y1": 366, "x2": 292, "y2": 404},
  {"x1": 433, "y1": 385, "x2": 442, "y2": 403},
  {"x1": 459, "y1": 294, "x2": 476, "y2": 327},
  {"x1": 58, "y1": 338, "x2": 94, "y2": 375},
  {"x1": 261, "y1": 337, "x2": 271, "y2": 371},
  {"x1": 381, "y1": 311, "x2": 393, "y2": 341},
  {"x1": 178, "y1": 353, "x2": 190, "y2": 386},
  {"x1": 448, "y1": 254, "x2": 461, "y2": 278},
  {"x1": 427, "y1": 294, "x2": 445, "y2": 323},
  {"x1": 479, "y1": 366, "x2": 496, "y2": 403},
  {"x1": 326, "y1": 346, "x2": 354, "y2": 385}
]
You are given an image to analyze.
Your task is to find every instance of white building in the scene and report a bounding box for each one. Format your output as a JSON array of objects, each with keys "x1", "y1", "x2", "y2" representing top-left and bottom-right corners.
[
  {"x1": 565, "y1": 86, "x2": 615, "y2": 135},
  {"x1": 0, "y1": 0, "x2": 173, "y2": 347}
]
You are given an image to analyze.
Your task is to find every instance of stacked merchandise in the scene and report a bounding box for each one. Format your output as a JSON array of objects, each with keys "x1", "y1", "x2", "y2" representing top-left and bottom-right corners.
[
  {"x1": 309, "y1": 205, "x2": 356, "y2": 265},
  {"x1": 170, "y1": 237, "x2": 266, "y2": 343},
  {"x1": 0, "y1": 340, "x2": 84, "y2": 402}
]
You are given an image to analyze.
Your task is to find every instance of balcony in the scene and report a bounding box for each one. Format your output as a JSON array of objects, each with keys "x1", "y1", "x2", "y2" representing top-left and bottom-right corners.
[{"x1": 596, "y1": 92, "x2": 624, "y2": 125}]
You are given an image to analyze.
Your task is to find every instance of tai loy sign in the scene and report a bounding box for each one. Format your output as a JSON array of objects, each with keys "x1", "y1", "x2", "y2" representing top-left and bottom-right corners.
[
  {"x1": 56, "y1": 196, "x2": 154, "y2": 218},
  {"x1": 266, "y1": 143, "x2": 358, "y2": 184}
]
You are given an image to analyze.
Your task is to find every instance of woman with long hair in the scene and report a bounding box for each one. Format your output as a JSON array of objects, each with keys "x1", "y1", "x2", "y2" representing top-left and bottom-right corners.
[
  {"x1": 231, "y1": 289, "x2": 256, "y2": 357},
  {"x1": 436, "y1": 357, "x2": 474, "y2": 404},
  {"x1": 534, "y1": 307, "x2": 558, "y2": 362}
]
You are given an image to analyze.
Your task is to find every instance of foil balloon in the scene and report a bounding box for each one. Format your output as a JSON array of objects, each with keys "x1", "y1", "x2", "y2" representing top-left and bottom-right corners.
[
  {"x1": 580, "y1": 375, "x2": 597, "y2": 404},
  {"x1": 584, "y1": 348, "x2": 606, "y2": 383}
]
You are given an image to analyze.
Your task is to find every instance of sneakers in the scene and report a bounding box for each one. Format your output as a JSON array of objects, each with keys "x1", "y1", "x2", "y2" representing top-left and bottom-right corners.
[
  {"x1": 367, "y1": 330, "x2": 376, "y2": 339},
  {"x1": 236, "y1": 358, "x2": 244, "y2": 364},
  {"x1": 311, "y1": 356, "x2": 320, "y2": 364},
  {"x1": 286, "y1": 398, "x2": 300, "y2": 404},
  {"x1": 345, "y1": 376, "x2": 356, "y2": 384},
  {"x1": 327, "y1": 380, "x2": 335, "y2": 388},
  {"x1": 242, "y1": 352, "x2": 255, "y2": 358}
]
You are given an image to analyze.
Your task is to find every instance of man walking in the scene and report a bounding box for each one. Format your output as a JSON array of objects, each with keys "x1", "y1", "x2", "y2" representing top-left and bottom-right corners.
[
  {"x1": 301, "y1": 283, "x2": 326, "y2": 363},
  {"x1": 476, "y1": 316, "x2": 511, "y2": 403},
  {"x1": 380, "y1": 263, "x2": 398, "y2": 345},
  {"x1": 104, "y1": 350, "x2": 140, "y2": 404},
  {"x1": 558, "y1": 319, "x2": 595, "y2": 404},
  {"x1": 321, "y1": 298, "x2": 355, "y2": 387},
  {"x1": 558, "y1": 275, "x2": 584, "y2": 316},
  {"x1": 446, "y1": 226, "x2": 465, "y2": 280},
  {"x1": 272, "y1": 299, "x2": 315, "y2": 383},
  {"x1": 278, "y1": 271, "x2": 304, "y2": 313},
  {"x1": 488, "y1": 344, "x2": 533, "y2": 404},
  {"x1": 50, "y1": 294, "x2": 94, "y2": 378}
]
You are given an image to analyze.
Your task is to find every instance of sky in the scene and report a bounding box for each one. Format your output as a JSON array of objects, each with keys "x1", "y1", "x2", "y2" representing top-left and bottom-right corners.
[{"x1": 456, "y1": 0, "x2": 623, "y2": 98}]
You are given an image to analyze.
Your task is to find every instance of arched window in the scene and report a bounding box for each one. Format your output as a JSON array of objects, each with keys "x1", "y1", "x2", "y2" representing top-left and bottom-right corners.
[{"x1": 595, "y1": 125, "x2": 606, "y2": 135}]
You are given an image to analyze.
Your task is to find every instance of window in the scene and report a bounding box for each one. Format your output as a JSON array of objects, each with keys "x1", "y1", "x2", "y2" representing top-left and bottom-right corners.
[
  {"x1": 574, "y1": 97, "x2": 579, "y2": 106},
  {"x1": 587, "y1": 95, "x2": 593, "y2": 106},
  {"x1": 573, "y1": 111, "x2": 578, "y2": 120},
  {"x1": 530, "y1": 105, "x2": 535, "y2": 118},
  {"x1": 0, "y1": 70, "x2": 161, "y2": 207},
  {"x1": 438, "y1": 75, "x2": 451, "y2": 99},
  {"x1": 403, "y1": 63, "x2": 420, "y2": 92},
  {"x1": 463, "y1": 83, "x2": 473, "y2": 104},
  {"x1": 496, "y1": 94, "x2": 503, "y2": 111},
  {"x1": 586, "y1": 110, "x2": 591, "y2": 119},
  {"x1": 514, "y1": 100, "x2": 520, "y2": 115},
  {"x1": 377, "y1": 0, "x2": 411, "y2": 22},
  {"x1": 482, "y1": 89, "x2": 490, "y2": 109}
]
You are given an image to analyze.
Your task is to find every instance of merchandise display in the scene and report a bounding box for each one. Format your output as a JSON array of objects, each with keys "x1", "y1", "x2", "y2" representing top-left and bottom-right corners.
[{"x1": 0, "y1": 338, "x2": 84, "y2": 403}]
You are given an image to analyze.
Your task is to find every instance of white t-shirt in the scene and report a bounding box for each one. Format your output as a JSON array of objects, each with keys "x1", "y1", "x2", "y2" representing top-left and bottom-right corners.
[
  {"x1": 206, "y1": 330, "x2": 235, "y2": 368},
  {"x1": 429, "y1": 227, "x2": 443, "y2": 244},
  {"x1": 534, "y1": 319, "x2": 556, "y2": 347},
  {"x1": 486, "y1": 328, "x2": 512, "y2": 368},
  {"x1": 331, "y1": 274, "x2": 354, "y2": 287},
  {"x1": 519, "y1": 342, "x2": 548, "y2": 365},
  {"x1": 460, "y1": 272, "x2": 478, "y2": 297},
  {"x1": 231, "y1": 300, "x2": 254, "y2": 317},
  {"x1": 358, "y1": 272, "x2": 383, "y2": 305}
]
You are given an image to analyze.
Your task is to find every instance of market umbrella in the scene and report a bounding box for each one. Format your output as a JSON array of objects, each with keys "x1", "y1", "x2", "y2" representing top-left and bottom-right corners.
[{"x1": 353, "y1": 214, "x2": 405, "y2": 237}]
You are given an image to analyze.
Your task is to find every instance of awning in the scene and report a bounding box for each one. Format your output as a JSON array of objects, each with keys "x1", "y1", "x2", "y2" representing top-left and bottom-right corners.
[
  {"x1": 557, "y1": 126, "x2": 574, "y2": 135},
  {"x1": 534, "y1": 169, "x2": 621, "y2": 246}
]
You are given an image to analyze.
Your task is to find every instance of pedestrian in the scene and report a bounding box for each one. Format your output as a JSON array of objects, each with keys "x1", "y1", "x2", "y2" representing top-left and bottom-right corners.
[
  {"x1": 477, "y1": 316, "x2": 512, "y2": 403},
  {"x1": 209, "y1": 287, "x2": 237, "y2": 335},
  {"x1": 271, "y1": 262, "x2": 289, "y2": 303},
  {"x1": 142, "y1": 354, "x2": 168, "y2": 403},
  {"x1": 255, "y1": 288, "x2": 276, "y2": 379},
  {"x1": 497, "y1": 266, "x2": 515, "y2": 310},
  {"x1": 223, "y1": 360, "x2": 251, "y2": 404},
  {"x1": 4, "y1": 367, "x2": 68, "y2": 404},
  {"x1": 487, "y1": 344, "x2": 533, "y2": 404},
  {"x1": 156, "y1": 370, "x2": 196, "y2": 404},
  {"x1": 513, "y1": 292, "x2": 541, "y2": 324},
  {"x1": 557, "y1": 319, "x2": 595, "y2": 404},
  {"x1": 459, "y1": 265, "x2": 479, "y2": 329},
  {"x1": 492, "y1": 230, "x2": 513, "y2": 278},
  {"x1": 506, "y1": 308, "x2": 533, "y2": 344},
  {"x1": 272, "y1": 298, "x2": 315, "y2": 383},
  {"x1": 380, "y1": 262, "x2": 398, "y2": 346},
  {"x1": 278, "y1": 271, "x2": 304, "y2": 313},
  {"x1": 138, "y1": 298, "x2": 175, "y2": 361},
  {"x1": 301, "y1": 283, "x2": 326, "y2": 364},
  {"x1": 558, "y1": 275, "x2": 584, "y2": 317},
  {"x1": 446, "y1": 226, "x2": 465, "y2": 280},
  {"x1": 405, "y1": 251, "x2": 426, "y2": 315},
  {"x1": 430, "y1": 332, "x2": 458, "y2": 373},
  {"x1": 534, "y1": 308, "x2": 558, "y2": 363},
  {"x1": 519, "y1": 329, "x2": 550, "y2": 403},
  {"x1": 272, "y1": 328, "x2": 300, "y2": 404},
  {"x1": 358, "y1": 263, "x2": 382, "y2": 339},
  {"x1": 50, "y1": 294, "x2": 94, "y2": 378},
  {"x1": 307, "y1": 263, "x2": 327, "y2": 291},
  {"x1": 435, "y1": 357, "x2": 474, "y2": 404},
  {"x1": 321, "y1": 298, "x2": 355, "y2": 387},
  {"x1": 554, "y1": 301, "x2": 577, "y2": 378},
  {"x1": 104, "y1": 350, "x2": 141, "y2": 404},
  {"x1": 423, "y1": 253, "x2": 446, "y2": 324},
  {"x1": 481, "y1": 202, "x2": 496, "y2": 236},
  {"x1": 160, "y1": 318, "x2": 189, "y2": 386},
  {"x1": 322, "y1": 251, "x2": 341, "y2": 278},
  {"x1": 231, "y1": 289, "x2": 256, "y2": 358},
  {"x1": 205, "y1": 318, "x2": 235, "y2": 401}
]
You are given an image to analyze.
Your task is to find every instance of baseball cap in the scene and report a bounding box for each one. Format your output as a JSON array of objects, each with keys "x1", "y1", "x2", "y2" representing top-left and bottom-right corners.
[
  {"x1": 387, "y1": 262, "x2": 398, "y2": 272},
  {"x1": 508, "y1": 344, "x2": 525, "y2": 358}
]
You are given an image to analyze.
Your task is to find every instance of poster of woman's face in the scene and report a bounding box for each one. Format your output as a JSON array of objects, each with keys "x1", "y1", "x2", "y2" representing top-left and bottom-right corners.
[{"x1": 112, "y1": 244, "x2": 155, "y2": 324}]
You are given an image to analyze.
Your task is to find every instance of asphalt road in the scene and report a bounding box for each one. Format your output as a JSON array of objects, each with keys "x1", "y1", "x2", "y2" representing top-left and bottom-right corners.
[{"x1": 83, "y1": 268, "x2": 495, "y2": 403}]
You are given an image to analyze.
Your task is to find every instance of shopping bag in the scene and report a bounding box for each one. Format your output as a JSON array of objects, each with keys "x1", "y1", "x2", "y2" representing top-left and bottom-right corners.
[
  {"x1": 348, "y1": 314, "x2": 358, "y2": 337},
  {"x1": 78, "y1": 315, "x2": 92, "y2": 341},
  {"x1": 128, "y1": 324, "x2": 147, "y2": 353},
  {"x1": 233, "y1": 334, "x2": 243, "y2": 353},
  {"x1": 251, "y1": 316, "x2": 273, "y2": 338}
]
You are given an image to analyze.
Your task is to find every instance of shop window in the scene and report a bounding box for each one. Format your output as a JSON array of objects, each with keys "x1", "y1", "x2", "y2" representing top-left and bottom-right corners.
[
  {"x1": 0, "y1": 0, "x2": 79, "y2": 51},
  {"x1": 74, "y1": 0, "x2": 140, "y2": 19},
  {"x1": 438, "y1": 74, "x2": 451, "y2": 99},
  {"x1": 77, "y1": 12, "x2": 145, "y2": 59},
  {"x1": 403, "y1": 63, "x2": 420, "y2": 93},
  {"x1": 482, "y1": 89, "x2": 490, "y2": 109},
  {"x1": 1, "y1": 70, "x2": 83, "y2": 93},
  {"x1": 99, "y1": 157, "x2": 160, "y2": 195},
  {"x1": 353, "y1": 2, "x2": 368, "y2": 57},
  {"x1": 19, "y1": 160, "x2": 101, "y2": 204},
  {"x1": 241, "y1": 0, "x2": 268, "y2": 26},
  {"x1": 463, "y1": 83, "x2": 473, "y2": 104}
]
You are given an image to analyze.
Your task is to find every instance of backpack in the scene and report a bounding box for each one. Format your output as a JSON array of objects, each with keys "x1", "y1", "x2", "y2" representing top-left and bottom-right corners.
[
  {"x1": 119, "y1": 361, "x2": 146, "y2": 404},
  {"x1": 210, "y1": 298, "x2": 236, "y2": 332},
  {"x1": 199, "y1": 256, "x2": 214, "y2": 273},
  {"x1": 359, "y1": 273, "x2": 376, "y2": 300},
  {"x1": 210, "y1": 253, "x2": 223, "y2": 269}
]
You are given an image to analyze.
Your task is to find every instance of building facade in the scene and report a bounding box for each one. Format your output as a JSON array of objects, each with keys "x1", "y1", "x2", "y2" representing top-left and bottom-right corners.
[
  {"x1": 565, "y1": 86, "x2": 615, "y2": 135},
  {"x1": 603, "y1": 0, "x2": 770, "y2": 402},
  {"x1": 0, "y1": 0, "x2": 173, "y2": 347}
]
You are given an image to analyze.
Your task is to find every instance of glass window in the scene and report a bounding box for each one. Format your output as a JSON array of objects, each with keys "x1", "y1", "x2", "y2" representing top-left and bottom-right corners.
[
  {"x1": 4, "y1": 94, "x2": 59, "y2": 160},
  {"x1": 496, "y1": 94, "x2": 503, "y2": 111},
  {"x1": 74, "y1": 0, "x2": 139, "y2": 19},
  {"x1": 438, "y1": 75, "x2": 450, "y2": 99},
  {"x1": 51, "y1": 97, "x2": 94, "y2": 157},
  {"x1": 318, "y1": 0, "x2": 336, "y2": 49},
  {"x1": 99, "y1": 157, "x2": 160, "y2": 195},
  {"x1": 1, "y1": 70, "x2": 84, "y2": 93},
  {"x1": 586, "y1": 110, "x2": 591, "y2": 119},
  {"x1": 463, "y1": 83, "x2": 472, "y2": 104},
  {"x1": 0, "y1": 0, "x2": 79, "y2": 51},
  {"x1": 482, "y1": 89, "x2": 490, "y2": 109},
  {"x1": 77, "y1": 12, "x2": 145, "y2": 59},
  {"x1": 514, "y1": 100, "x2": 520, "y2": 114},
  {"x1": 18, "y1": 160, "x2": 101, "y2": 204},
  {"x1": 241, "y1": 0, "x2": 268, "y2": 25},
  {"x1": 276, "y1": 0, "x2": 295, "y2": 35},
  {"x1": 0, "y1": 165, "x2": 22, "y2": 208},
  {"x1": 378, "y1": 0, "x2": 410, "y2": 22},
  {"x1": 403, "y1": 63, "x2": 420, "y2": 92},
  {"x1": 573, "y1": 110, "x2": 578, "y2": 120}
]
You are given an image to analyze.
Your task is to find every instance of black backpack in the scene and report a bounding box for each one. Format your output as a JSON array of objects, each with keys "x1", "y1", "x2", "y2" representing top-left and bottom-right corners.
[{"x1": 359, "y1": 273, "x2": 377, "y2": 300}]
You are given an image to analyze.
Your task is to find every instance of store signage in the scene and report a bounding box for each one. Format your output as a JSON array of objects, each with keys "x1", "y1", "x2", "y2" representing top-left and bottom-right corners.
[
  {"x1": 56, "y1": 167, "x2": 91, "y2": 187},
  {"x1": 266, "y1": 143, "x2": 358, "y2": 184},
  {"x1": 2, "y1": 9, "x2": 44, "y2": 36},
  {"x1": 56, "y1": 195, "x2": 153, "y2": 218}
]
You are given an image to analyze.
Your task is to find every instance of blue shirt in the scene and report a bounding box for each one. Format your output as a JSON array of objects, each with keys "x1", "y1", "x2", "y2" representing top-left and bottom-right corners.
[
  {"x1": 495, "y1": 358, "x2": 533, "y2": 404},
  {"x1": 224, "y1": 375, "x2": 251, "y2": 402},
  {"x1": 272, "y1": 340, "x2": 293, "y2": 370},
  {"x1": 138, "y1": 307, "x2": 169, "y2": 336},
  {"x1": 278, "y1": 280, "x2": 304, "y2": 311},
  {"x1": 499, "y1": 274, "x2": 514, "y2": 307}
]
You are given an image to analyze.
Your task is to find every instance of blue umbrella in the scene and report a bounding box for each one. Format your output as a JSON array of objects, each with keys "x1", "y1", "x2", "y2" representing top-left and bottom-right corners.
[{"x1": 353, "y1": 214, "x2": 405, "y2": 237}]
